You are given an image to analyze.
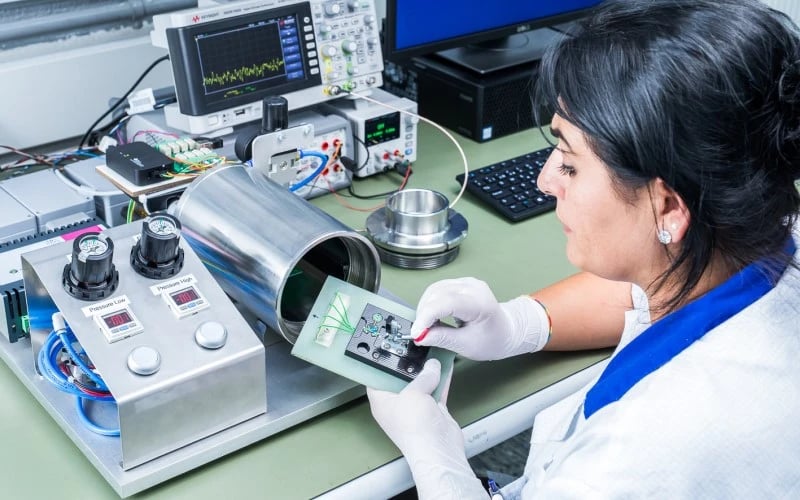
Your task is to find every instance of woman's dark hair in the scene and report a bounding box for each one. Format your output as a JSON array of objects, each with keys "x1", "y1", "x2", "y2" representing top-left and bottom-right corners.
[{"x1": 536, "y1": 0, "x2": 800, "y2": 311}]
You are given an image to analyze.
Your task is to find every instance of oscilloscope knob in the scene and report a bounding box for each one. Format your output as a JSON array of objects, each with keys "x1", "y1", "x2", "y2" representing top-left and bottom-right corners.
[
  {"x1": 324, "y1": 2, "x2": 342, "y2": 16},
  {"x1": 341, "y1": 40, "x2": 358, "y2": 54},
  {"x1": 363, "y1": 14, "x2": 375, "y2": 25},
  {"x1": 322, "y1": 45, "x2": 338, "y2": 58},
  {"x1": 347, "y1": 0, "x2": 360, "y2": 11}
]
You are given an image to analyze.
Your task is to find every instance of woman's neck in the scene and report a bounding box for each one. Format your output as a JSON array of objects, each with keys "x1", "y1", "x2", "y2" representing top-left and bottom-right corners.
[{"x1": 645, "y1": 255, "x2": 735, "y2": 322}]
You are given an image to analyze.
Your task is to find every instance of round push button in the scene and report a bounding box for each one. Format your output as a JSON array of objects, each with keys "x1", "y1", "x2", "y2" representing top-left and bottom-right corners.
[
  {"x1": 195, "y1": 321, "x2": 228, "y2": 349},
  {"x1": 127, "y1": 346, "x2": 161, "y2": 376}
]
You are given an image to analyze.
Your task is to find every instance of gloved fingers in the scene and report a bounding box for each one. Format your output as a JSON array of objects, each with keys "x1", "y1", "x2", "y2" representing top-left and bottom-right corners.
[
  {"x1": 411, "y1": 288, "x2": 491, "y2": 338},
  {"x1": 413, "y1": 322, "x2": 464, "y2": 352},
  {"x1": 402, "y1": 358, "x2": 441, "y2": 396},
  {"x1": 437, "y1": 358, "x2": 455, "y2": 405},
  {"x1": 366, "y1": 385, "x2": 392, "y2": 408}
]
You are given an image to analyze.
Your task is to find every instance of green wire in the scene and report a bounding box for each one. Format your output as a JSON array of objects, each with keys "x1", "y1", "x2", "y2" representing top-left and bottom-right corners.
[
  {"x1": 322, "y1": 314, "x2": 354, "y2": 332},
  {"x1": 330, "y1": 293, "x2": 353, "y2": 328},
  {"x1": 318, "y1": 322, "x2": 356, "y2": 333},
  {"x1": 126, "y1": 199, "x2": 135, "y2": 223},
  {"x1": 328, "y1": 302, "x2": 351, "y2": 328}
]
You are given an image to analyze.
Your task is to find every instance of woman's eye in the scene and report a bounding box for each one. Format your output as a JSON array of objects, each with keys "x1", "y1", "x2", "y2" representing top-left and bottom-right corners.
[{"x1": 558, "y1": 164, "x2": 576, "y2": 176}]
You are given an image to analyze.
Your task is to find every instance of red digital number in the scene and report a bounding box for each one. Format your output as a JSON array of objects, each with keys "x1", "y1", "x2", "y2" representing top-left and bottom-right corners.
[
  {"x1": 172, "y1": 288, "x2": 198, "y2": 305},
  {"x1": 105, "y1": 311, "x2": 131, "y2": 328}
]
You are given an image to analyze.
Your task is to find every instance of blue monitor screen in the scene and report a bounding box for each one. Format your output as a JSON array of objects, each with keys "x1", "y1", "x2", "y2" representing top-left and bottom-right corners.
[{"x1": 388, "y1": 0, "x2": 603, "y2": 57}]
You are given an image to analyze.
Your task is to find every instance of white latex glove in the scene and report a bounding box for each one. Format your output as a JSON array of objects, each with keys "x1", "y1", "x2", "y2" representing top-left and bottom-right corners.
[
  {"x1": 410, "y1": 277, "x2": 550, "y2": 361},
  {"x1": 367, "y1": 359, "x2": 487, "y2": 500}
]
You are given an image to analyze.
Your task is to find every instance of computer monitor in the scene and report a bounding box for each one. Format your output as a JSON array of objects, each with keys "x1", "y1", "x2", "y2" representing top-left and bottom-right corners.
[{"x1": 384, "y1": 0, "x2": 604, "y2": 74}]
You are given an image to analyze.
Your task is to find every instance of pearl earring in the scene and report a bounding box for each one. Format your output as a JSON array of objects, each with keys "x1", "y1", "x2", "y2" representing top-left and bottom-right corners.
[{"x1": 657, "y1": 229, "x2": 672, "y2": 245}]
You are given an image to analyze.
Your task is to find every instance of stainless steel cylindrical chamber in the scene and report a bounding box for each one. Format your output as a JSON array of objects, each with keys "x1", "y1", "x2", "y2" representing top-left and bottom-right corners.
[{"x1": 170, "y1": 164, "x2": 381, "y2": 343}]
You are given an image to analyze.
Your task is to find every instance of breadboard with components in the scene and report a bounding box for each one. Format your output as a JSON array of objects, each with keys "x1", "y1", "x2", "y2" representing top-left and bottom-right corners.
[{"x1": 292, "y1": 276, "x2": 454, "y2": 398}]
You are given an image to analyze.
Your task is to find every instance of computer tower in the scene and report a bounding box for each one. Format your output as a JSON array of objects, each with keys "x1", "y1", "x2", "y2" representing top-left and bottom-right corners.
[{"x1": 383, "y1": 56, "x2": 543, "y2": 142}]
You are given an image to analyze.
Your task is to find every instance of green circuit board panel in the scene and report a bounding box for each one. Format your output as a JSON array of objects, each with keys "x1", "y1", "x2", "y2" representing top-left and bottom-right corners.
[{"x1": 291, "y1": 276, "x2": 454, "y2": 398}]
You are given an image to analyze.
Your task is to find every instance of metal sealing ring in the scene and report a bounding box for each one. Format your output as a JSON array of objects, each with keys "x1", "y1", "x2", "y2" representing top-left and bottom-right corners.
[{"x1": 365, "y1": 189, "x2": 468, "y2": 268}]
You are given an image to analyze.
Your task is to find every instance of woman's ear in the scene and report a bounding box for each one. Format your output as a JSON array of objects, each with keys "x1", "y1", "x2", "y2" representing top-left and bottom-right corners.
[{"x1": 652, "y1": 178, "x2": 690, "y2": 244}]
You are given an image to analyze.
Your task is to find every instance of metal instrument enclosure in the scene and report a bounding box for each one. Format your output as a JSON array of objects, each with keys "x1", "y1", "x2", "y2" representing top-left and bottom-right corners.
[{"x1": 21, "y1": 221, "x2": 267, "y2": 470}]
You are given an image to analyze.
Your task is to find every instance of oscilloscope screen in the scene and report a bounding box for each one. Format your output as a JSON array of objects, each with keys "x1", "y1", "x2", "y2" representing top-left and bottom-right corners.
[
  {"x1": 196, "y1": 16, "x2": 300, "y2": 97},
  {"x1": 166, "y1": 2, "x2": 322, "y2": 116}
]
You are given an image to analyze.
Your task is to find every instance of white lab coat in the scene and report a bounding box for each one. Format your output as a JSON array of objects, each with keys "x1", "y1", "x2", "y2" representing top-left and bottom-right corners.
[{"x1": 499, "y1": 241, "x2": 800, "y2": 498}]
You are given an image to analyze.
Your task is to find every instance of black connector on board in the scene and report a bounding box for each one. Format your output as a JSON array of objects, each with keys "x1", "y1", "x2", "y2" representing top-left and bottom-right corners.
[{"x1": 106, "y1": 142, "x2": 174, "y2": 186}]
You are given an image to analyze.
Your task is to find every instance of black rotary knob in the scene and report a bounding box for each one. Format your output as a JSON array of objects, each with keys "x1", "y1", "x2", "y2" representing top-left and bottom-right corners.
[
  {"x1": 262, "y1": 95, "x2": 289, "y2": 132},
  {"x1": 63, "y1": 232, "x2": 119, "y2": 301},
  {"x1": 131, "y1": 213, "x2": 184, "y2": 279}
]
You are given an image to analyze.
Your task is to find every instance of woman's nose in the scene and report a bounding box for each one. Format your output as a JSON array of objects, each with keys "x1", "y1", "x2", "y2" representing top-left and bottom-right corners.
[{"x1": 537, "y1": 148, "x2": 561, "y2": 197}]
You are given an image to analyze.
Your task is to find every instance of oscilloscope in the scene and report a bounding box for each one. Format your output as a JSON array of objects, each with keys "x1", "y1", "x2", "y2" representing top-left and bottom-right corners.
[{"x1": 151, "y1": 0, "x2": 385, "y2": 134}]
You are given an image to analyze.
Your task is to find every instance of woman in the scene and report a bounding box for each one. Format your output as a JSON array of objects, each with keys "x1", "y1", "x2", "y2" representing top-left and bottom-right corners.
[{"x1": 367, "y1": 0, "x2": 800, "y2": 498}]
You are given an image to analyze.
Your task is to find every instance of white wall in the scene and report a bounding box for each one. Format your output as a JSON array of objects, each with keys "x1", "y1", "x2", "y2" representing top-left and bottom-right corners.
[
  {"x1": 0, "y1": 36, "x2": 172, "y2": 151},
  {"x1": 763, "y1": 0, "x2": 800, "y2": 23}
]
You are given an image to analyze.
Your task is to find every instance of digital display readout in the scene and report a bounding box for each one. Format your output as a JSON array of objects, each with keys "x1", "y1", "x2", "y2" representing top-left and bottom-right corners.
[
  {"x1": 102, "y1": 310, "x2": 133, "y2": 328},
  {"x1": 170, "y1": 287, "x2": 200, "y2": 306},
  {"x1": 364, "y1": 112, "x2": 401, "y2": 145}
]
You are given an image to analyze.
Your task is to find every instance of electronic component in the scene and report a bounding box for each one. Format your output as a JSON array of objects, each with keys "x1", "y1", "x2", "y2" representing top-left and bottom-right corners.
[
  {"x1": 162, "y1": 284, "x2": 209, "y2": 319},
  {"x1": 250, "y1": 109, "x2": 353, "y2": 199},
  {"x1": 320, "y1": 88, "x2": 418, "y2": 177},
  {"x1": 2, "y1": 168, "x2": 95, "y2": 232},
  {"x1": 0, "y1": 187, "x2": 36, "y2": 244},
  {"x1": 94, "y1": 304, "x2": 144, "y2": 343},
  {"x1": 344, "y1": 303, "x2": 428, "y2": 381},
  {"x1": 105, "y1": 142, "x2": 174, "y2": 186},
  {"x1": 62, "y1": 156, "x2": 130, "y2": 226},
  {"x1": 150, "y1": 0, "x2": 384, "y2": 134}
]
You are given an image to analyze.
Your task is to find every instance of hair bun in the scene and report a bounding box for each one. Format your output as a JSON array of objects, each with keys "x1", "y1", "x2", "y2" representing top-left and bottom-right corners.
[{"x1": 778, "y1": 58, "x2": 800, "y2": 106}]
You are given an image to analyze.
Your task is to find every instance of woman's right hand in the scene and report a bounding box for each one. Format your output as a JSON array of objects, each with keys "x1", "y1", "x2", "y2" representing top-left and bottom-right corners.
[{"x1": 410, "y1": 277, "x2": 551, "y2": 361}]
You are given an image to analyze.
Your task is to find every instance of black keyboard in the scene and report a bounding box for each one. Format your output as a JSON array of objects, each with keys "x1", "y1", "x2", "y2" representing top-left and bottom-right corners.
[{"x1": 456, "y1": 147, "x2": 556, "y2": 222}]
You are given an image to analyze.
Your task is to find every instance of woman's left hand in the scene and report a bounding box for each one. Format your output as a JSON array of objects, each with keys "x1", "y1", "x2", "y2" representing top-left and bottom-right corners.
[{"x1": 366, "y1": 359, "x2": 487, "y2": 499}]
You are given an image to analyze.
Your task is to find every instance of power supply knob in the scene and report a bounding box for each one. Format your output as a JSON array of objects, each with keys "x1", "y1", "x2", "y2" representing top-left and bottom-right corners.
[
  {"x1": 131, "y1": 213, "x2": 185, "y2": 279},
  {"x1": 341, "y1": 40, "x2": 358, "y2": 53},
  {"x1": 63, "y1": 232, "x2": 119, "y2": 301}
]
